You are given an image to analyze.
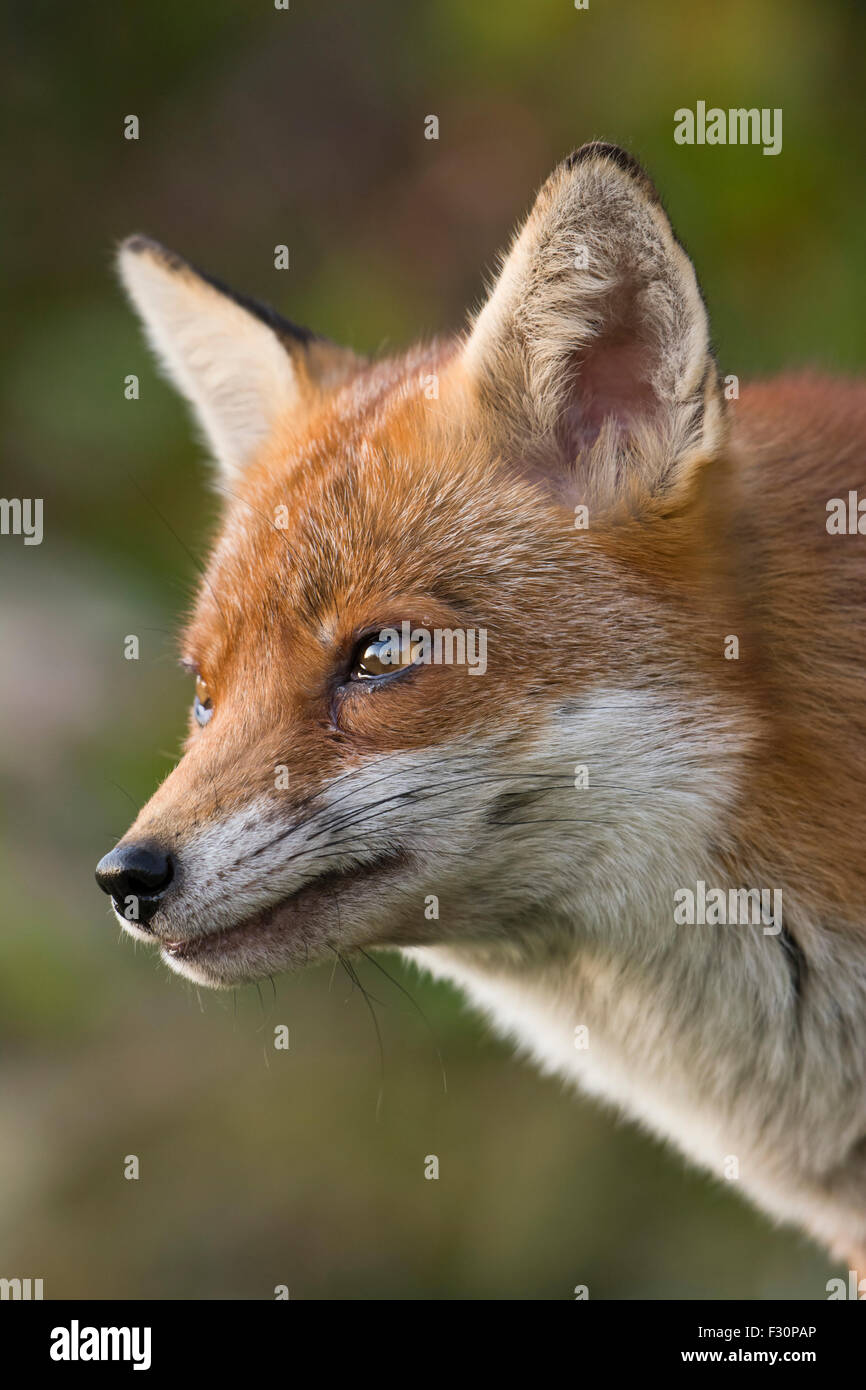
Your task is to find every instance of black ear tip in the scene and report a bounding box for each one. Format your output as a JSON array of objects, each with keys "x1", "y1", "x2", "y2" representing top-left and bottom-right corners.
[
  {"x1": 120, "y1": 234, "x2": 157, "y2": 255},
  {"x1": 562, "y1": 142, "x2": 656, "y2": 194},
  {"x1": 118, "y1": 234, "x2": 186, "y2": 271}
]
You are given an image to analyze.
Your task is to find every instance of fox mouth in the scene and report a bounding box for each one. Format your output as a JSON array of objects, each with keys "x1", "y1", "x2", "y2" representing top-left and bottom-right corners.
[{"x1": 160, "y1": 850, "x2": 409, "y2": 978}]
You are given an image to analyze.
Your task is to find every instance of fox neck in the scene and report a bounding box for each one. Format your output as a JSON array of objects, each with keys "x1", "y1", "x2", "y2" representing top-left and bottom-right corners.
[
  {"x1": 405, "y1": 861, "x2": 866, "y2": 1259},
  {"x1": 405, "y1": 677, "x2": 762, "y2": 1117}
]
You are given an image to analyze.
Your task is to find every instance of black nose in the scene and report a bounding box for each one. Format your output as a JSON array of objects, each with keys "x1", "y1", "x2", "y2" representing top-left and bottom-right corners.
[{"x1": 95, "y1": 843, "x2": 174, "y2": 924}]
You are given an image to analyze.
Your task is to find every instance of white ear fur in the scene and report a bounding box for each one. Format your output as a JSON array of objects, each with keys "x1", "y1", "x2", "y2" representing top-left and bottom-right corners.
[
  {"x1": 118, "y1": 237, "x2": 305, "y2": 483},
  {"x1": 463, "y1": 143, "x2": 724, "y2": 502}
]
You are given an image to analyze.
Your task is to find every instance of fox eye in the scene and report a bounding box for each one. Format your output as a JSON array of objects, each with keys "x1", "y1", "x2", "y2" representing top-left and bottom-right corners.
[
  {"x1": 352, "y1": 633, "x2": 420, "y2": 681},
  {"x1": 193, "y1": 676, "x2": 213, "y2": 726}
]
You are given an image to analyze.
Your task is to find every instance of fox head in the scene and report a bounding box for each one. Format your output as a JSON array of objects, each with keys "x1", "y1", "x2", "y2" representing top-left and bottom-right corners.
[{"x1": 97, "y1": 142, "x2": 749, "y2": 988}]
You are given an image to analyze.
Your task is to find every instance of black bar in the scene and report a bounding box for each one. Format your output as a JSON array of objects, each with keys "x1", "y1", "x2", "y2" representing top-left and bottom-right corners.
[{"x1": 1, "y1": 1298, "x2": 860, "y2": 1374}]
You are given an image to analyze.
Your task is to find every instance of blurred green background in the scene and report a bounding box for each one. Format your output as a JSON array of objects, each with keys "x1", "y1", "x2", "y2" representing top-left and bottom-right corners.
[{"x1": 1, "y1": 0, "x2": 863, "y2": 1299}]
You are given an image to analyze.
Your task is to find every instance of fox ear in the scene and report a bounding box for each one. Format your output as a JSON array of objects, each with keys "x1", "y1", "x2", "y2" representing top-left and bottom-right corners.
[
  {"x1": 117, "y1": 237, "x2": 360, "y2": 483},
  {"x1": 463, "y1": 143, "x2": 724, "y2": 508}
]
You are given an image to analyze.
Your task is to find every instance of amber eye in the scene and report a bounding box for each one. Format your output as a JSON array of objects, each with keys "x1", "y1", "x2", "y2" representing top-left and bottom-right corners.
[
  {"x1": 352, "y1": 632, "x2": 421, "y2": 681},
  {"x1": 193, "y1": 676, "x2": 214, "y2": 726}
]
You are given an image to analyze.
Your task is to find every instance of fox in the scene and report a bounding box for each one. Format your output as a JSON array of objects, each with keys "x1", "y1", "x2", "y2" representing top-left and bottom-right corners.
[{"x1": 97, "y1": 142, "x2": 866, "y2": 1276}]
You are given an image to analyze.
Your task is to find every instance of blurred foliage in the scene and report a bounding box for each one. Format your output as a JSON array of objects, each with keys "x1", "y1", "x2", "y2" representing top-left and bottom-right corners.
[{"x1": 1, "y1": 0, "x2": 862, "y2": 1299}]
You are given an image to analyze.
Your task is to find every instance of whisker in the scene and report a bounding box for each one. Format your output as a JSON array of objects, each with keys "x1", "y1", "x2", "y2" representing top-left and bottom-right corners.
[
  {"x1": 358, "y1": 947, "x2": 448, "y2": 1097},
  {"x1": 333, "y1": 947, "x2": 386, "y2": 1119},
  {"x1": 107, "y1": 779, "x2": 140, "y2": 812}
]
